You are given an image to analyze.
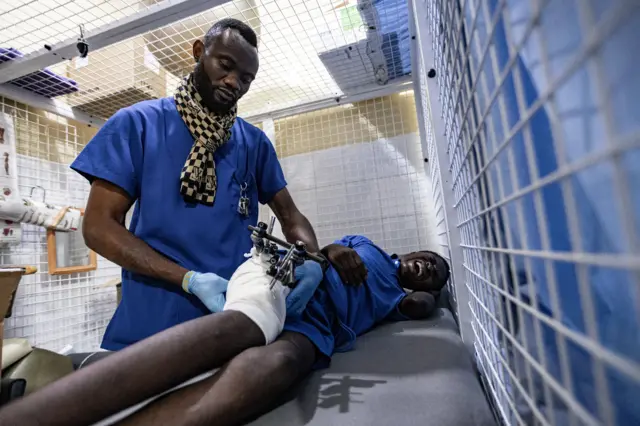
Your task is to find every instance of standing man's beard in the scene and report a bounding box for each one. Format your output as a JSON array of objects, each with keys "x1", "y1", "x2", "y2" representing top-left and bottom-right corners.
[{"x1": 193, "y1": 59, "x2": 235, "y2": 115}]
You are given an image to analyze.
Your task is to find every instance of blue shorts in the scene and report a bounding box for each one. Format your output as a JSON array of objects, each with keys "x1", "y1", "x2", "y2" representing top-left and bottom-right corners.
[{"x1": 283, "y1": 286, "x2": 336, "y2": 369}]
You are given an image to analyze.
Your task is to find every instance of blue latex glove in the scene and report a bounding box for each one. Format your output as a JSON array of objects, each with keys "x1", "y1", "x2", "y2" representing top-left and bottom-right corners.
[
  {"x1": 286, "y1": 261, "x2": 324, "y2": 318},
  {"x1": 183, "y1": 271, "x2": 228, "y2": 313}
]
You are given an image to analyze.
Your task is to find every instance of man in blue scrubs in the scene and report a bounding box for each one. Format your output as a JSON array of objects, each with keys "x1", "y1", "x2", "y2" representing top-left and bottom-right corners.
[
  {"x1": 71, "y1": 18, "x2": 366, "y2": 352},
  {"x1": 0, "y1": 237, "x2": 449, "y2": 426}
]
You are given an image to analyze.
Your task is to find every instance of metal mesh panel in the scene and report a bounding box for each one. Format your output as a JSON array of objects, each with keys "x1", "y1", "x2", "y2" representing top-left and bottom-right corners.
[
  {"x1": 415, "y1": 0, "x2": 640, "y2": 424},
  {"x1": 0, "y1": 0, "x2": 159, "y2": 55},
  {"x1": 7, "y1": 0, "x2": 413, "y2": 120},
  {"x1": 0, "y1": 97, "x2": 119, "y2": 352}
]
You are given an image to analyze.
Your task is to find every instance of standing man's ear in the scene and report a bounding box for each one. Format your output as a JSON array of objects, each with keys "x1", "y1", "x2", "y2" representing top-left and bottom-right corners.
[{"x1": 192, "y1": 39, "x2": 205, "y2": 63}]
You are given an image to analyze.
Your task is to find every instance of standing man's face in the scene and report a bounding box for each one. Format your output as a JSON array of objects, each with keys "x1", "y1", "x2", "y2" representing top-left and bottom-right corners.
[{"x1": 192, "y1": 29, "x2": 259, "y2": 114}]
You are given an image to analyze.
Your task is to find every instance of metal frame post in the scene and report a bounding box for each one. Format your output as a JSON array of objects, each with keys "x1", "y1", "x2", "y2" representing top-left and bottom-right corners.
[
  {"x1": 244, "y1": 76, "x2": 413, "y2": 123},
  {"x1": 0, "y1": 83, "x2": 105, "y2": 127},
  {"x1": 408, "y1": 0, "x2": 475, "y2": 350}
]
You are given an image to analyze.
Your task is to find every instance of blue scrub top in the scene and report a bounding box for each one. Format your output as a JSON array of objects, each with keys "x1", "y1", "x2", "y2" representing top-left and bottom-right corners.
[{"x1": 71, "y1": 97, "x2": 287, "y2": 350}]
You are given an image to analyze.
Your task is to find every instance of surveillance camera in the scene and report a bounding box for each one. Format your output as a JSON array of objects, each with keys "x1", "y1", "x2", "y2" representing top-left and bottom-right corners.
[{"x1": 77, "y1": 41, "x2": 89, "y2": 58}]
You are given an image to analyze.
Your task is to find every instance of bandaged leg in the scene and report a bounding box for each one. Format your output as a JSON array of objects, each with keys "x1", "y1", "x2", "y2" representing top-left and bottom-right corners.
[{"x1": 223, "y1": 248, "x2": 290, "y2": 345}]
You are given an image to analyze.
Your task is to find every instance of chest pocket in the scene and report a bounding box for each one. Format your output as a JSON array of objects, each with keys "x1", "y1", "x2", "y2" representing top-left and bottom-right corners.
[{"x1": 230, "y1": 137, "x2": 259, "y2": 220}]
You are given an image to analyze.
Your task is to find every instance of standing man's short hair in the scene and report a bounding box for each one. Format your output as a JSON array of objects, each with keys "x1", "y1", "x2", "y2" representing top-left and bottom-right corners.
[{"x1": 205, "y1": 18, "x2": 258, "y2": 49}]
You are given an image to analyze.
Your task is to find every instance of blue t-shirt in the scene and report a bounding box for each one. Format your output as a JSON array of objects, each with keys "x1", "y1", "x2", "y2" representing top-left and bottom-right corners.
[
  {"x1": 71, "y1": 97, "x2": 287, "y2": 350},
  {"x1": 323, "y1": 235, "x2": 408, "y2": 352},
  {"x1": 283, "y1": 235, "x2": 408, "y2": 367}
]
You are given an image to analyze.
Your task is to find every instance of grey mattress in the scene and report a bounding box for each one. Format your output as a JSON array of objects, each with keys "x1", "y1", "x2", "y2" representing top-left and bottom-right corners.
[
  {"x1": 248, "y1": 308, "x2": 497, "y2": 426},
  {"x1": 95, "y1": 305, "x2": 497, "y2": 426}
]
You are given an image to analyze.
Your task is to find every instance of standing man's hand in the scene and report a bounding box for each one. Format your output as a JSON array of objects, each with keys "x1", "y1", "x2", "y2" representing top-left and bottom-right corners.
[
  {"x1": 183, "y1": 272, "x2": 228, "y2": 313},
  {"x1": 322, "y1": 244, "x2": 367, "y2": 286}
]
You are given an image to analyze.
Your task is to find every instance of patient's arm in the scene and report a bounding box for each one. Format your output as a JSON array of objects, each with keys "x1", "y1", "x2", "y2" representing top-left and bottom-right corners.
[
  {"x1": 398, "y1": 291, "x2": 437, "y2": 319},
  {"x1": 0, "y1": 311, "x2": 264, "y2": 426}
]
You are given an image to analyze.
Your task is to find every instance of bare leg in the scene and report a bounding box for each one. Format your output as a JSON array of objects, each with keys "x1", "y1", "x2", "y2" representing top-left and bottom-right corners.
[
  {"x1": 115, "y1": 370, "x2": 225, "y2": 425},
  {"x1": 183, "y1": 331, "x2": 316, "y2": 426},
  {"x1": 118, "y1": 331, "x2": 317, "y2": 426},
  {"x1": 0, "y1": 311, "x2": 264, "y2": 426}
]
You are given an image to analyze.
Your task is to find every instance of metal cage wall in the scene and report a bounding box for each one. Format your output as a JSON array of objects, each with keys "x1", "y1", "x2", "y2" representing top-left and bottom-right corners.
[{"x1": 411, "y1": 0, "x2": 640, "y2": 425}]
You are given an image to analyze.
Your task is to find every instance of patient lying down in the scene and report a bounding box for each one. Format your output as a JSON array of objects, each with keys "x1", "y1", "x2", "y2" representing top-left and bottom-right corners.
[{"x1": 0, "y1": 236, "x2": 450, "y2": 426}]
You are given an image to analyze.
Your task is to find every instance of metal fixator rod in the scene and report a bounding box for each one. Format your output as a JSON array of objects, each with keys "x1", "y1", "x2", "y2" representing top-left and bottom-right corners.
[
  {"x1": 269, "y1": 245, "x2": 296, "y2": 290},
  {"x1": 247, "y1": 224, "x2": 326, "y2": 265}
]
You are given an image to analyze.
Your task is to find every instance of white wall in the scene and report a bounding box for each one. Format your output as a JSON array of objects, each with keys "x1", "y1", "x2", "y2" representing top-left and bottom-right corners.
[
  {"x1": 0, "y1": 155, "x2": 119, "y2": 353},
  {"x1": 266, "y1": 133, "x2": 440, "y2": 256}
]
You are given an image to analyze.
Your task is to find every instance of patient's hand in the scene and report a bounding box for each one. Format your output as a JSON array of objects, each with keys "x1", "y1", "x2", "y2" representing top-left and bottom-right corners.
[
  {"x1": 322, "y1": 244, "x2": 367, "y2": 286},
  {"x1": 398, "y1": 291, "x2": 436, "y2": 320},
  {"x1": 286, "y1": 261, "x2": 323, "y2": 318}
]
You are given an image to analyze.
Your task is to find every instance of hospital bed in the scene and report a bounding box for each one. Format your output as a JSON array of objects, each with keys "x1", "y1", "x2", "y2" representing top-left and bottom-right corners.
[
  {"x1": 247, "y1": 305, "x2": 497, "y2": 426},
  {"x1": 90, "y1": 292, "x2": 496, "y2": 426},
  {"x1": 251, "y1": 223, "x2": 495, "y2": 425},
  {"x1": 3, "y1": 292, "x2": 495, "y2": 425}
]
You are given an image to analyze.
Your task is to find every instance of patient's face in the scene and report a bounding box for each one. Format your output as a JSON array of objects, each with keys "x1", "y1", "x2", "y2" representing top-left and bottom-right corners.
[{"x1": 397, "y1": 251, "x2": 449, "y2": 292}]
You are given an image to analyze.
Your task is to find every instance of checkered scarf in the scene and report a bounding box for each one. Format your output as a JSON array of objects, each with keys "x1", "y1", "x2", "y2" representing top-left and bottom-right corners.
[{"x1": 174, "y1": 74, "x2": 237, "y2": 206}]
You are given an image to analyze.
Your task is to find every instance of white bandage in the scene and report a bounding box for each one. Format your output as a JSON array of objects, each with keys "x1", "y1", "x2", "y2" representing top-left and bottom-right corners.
[{"x1": 223, "y1": 248, "x2": 290, "y2": 344}]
